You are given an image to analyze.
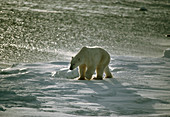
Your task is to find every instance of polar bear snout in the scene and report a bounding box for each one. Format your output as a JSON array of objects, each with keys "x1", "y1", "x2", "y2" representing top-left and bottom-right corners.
[
  {"x1": 69, "y1": 65, "x2": 73, "y2": 70},
  {"x1": 69, "y1": 64, "x2": 75, "y2": 70}
]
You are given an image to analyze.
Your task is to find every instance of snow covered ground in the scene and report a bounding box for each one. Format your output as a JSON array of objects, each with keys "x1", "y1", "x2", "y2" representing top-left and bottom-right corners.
[
  {"x1": 0, "y1": 0, "x2": 170, "y2": 116},
  {"x1": 1, "y1": 55, "x2": 170, "y2": 117}
]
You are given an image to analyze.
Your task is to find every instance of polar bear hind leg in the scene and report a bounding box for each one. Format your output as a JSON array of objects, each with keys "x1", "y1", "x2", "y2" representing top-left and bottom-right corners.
[
  {"x1": 93, "y1": 65, "x2": 105, "y2": 80},
  {"x1": 105, "y1": 66, "x2": 113, "y2": 78}
]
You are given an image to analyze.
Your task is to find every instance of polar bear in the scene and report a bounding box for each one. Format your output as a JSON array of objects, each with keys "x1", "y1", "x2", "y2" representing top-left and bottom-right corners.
[{"x1": 69, "y1": 47, "x2": 113, "y2": 80}]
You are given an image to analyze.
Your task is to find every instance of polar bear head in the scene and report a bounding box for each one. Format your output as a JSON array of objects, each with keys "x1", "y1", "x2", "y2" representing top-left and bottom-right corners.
[
  {"x1": 69, "y1": 56, "x2": 83, "y2": 70},
  {"x1": 69, "y1": 47, "x2": 87, "y2": 70}
]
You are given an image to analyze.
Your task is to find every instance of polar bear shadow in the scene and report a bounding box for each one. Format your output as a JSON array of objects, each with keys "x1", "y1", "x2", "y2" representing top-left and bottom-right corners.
[{"x1": 82, "y1": 78, "x2": 157, "y2": 115}]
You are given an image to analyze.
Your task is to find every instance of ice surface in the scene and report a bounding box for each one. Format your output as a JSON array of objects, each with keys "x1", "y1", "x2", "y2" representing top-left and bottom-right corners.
[{"x1": 0, "y1": 56, "x2": 170, "y2": 116}]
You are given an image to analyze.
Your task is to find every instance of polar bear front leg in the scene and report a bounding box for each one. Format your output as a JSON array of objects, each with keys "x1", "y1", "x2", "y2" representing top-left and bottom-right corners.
[
  {"x1": 85, "y1": 66, "x2": 95, "y2": 80},
  {"x1": 78, "y1": 64, "x2": 86, "y2": 80}
]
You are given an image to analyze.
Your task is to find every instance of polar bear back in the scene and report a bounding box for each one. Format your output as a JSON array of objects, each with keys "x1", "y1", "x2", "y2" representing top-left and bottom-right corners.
[{"x1": 79, "y1": 47, "x2": 110, "y2": 67}]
